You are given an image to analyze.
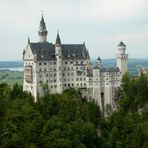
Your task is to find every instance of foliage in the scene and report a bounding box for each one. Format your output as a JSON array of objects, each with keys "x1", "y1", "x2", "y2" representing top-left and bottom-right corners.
[
  {"x1": 0, "y1": 73, "x2": 148, "y2": 147},
  {"x1": 100, "y1": 73, "x2": 148, "y2": 148},
  {"x1": 0, "y1": 86, "x2": 101, "y2": 148}
]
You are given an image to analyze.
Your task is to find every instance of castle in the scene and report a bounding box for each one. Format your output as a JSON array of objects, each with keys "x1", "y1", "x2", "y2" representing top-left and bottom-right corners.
[{"x1": 23, "y1": 15, "x2": 128, "y2": 112}]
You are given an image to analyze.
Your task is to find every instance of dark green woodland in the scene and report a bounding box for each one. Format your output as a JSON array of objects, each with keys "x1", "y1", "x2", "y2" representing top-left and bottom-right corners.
[{"x1": 0, "y1": 73, "x2": 148, "y2": 148}]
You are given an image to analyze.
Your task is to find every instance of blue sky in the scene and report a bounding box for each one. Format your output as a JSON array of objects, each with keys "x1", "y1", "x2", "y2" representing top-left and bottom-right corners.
[{"x1": 0, "y1": 0, "x2": 148, "y2": 61}]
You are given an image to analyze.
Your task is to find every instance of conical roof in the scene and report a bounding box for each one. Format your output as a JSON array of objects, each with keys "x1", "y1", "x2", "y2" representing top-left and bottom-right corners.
[
  {"x1": 118, "y1": 41, "x2": 126, "y2": 47},
  {"x1": 39, "y1": 14, "x2": 46, "y2": 29},
  {"x1": 55, "y1": 31, "x2": 61, "y2": 44}
]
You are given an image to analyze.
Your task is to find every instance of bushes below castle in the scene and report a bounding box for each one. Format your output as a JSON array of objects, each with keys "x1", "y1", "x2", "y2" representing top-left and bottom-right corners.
[{"x1": 0, "y1": 73, "x2": 148, "y2": 148}]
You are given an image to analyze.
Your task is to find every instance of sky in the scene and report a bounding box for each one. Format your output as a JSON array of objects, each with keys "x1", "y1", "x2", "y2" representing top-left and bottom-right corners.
[{"x1": 0, "y1": 0, "x2": 148, "y2": 61}]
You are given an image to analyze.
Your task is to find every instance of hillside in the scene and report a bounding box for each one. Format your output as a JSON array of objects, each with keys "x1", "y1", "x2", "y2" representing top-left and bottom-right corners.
[
  {"x1": 0, "y1": 74, "x2": 148, "y2": 147},
  {"x1": 0, "y1": 61, "x2": 23, "y2": 68}
]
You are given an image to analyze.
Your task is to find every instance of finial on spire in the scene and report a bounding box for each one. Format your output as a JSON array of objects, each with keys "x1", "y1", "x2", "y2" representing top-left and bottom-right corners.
[
  {"x1": 28, "y1": 37, "x2": 30, "y2": 44},
  {"x1": 41, "y1": 10, "x2": 44, "y2": 20},
  {"x1": 41, "y1": 10, "x2": 43, "y2": 16}
]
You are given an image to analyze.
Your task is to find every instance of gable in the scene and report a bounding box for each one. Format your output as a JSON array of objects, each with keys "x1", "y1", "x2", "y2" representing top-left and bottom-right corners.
[{"x1": 24, "y1": 44, "x2": 34, "y2": 60}]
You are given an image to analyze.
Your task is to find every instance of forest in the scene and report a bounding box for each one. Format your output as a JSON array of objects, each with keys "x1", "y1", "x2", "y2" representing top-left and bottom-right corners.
[{"x1": 0, "y1": 73, "x2": 148, "y2": 148}]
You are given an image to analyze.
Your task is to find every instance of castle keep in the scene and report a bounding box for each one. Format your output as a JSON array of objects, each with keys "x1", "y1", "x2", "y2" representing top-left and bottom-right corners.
[{"x1": 23, "y1": 15, "x2": 128, "y2": 112}]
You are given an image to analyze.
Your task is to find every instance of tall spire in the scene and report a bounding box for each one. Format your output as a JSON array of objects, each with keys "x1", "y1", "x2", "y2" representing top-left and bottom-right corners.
[
  {"x1": 40, "y1": 11, "x2": 46, "y2": 30},
  {"x1": 55, "y1": 30, "x2": 61, "y2": 45},
  {"x1": 38, "y1": 11, "x2": 48, "y2": 42}
]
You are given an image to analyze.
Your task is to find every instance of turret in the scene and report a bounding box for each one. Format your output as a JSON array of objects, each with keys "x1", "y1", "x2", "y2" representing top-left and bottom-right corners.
[
  {"x1": 117, "y1": 41, "x2": 126, "y2": 54},
  {"x1": 95, "y1": 57, "x2": 102, "y2": 69},
  {"x1": 55, "y1": 31, "x2": 62, "y2": 56},
  {"x1": 55, "y1": 31, "x2": 63, "y2": 93},
  {"x1": 116, "y1": 41, "x2": 128, "y2": 76},
  {"x1": 92, "y1": 57, "x2": 102, "y2": 110},
  {"x1": 38, "y1": 13, "x2": 48, "y2": 42}
]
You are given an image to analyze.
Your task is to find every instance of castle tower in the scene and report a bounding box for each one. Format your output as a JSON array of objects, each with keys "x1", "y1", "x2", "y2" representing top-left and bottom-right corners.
[
  {"x1": 55, "y1": 31, "x2": 63, "y2": 93},
  {"x1": 116, "y1": 41, "x2": 128, "y2": 76},
  {"x1": 92, "y1": 58, "x2": 102, "y2": 110},
  {"x1": 38, "y1": 14, "x2": 48, "y2": 42},
  {"x1": 96, "y1": 57, "x2": 102, "y2": 68}
]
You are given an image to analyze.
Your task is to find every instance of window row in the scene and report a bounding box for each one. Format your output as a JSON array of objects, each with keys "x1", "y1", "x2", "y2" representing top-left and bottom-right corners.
[{"x1": 38, "y1": 60, "x2": 85, "y2": 66}]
